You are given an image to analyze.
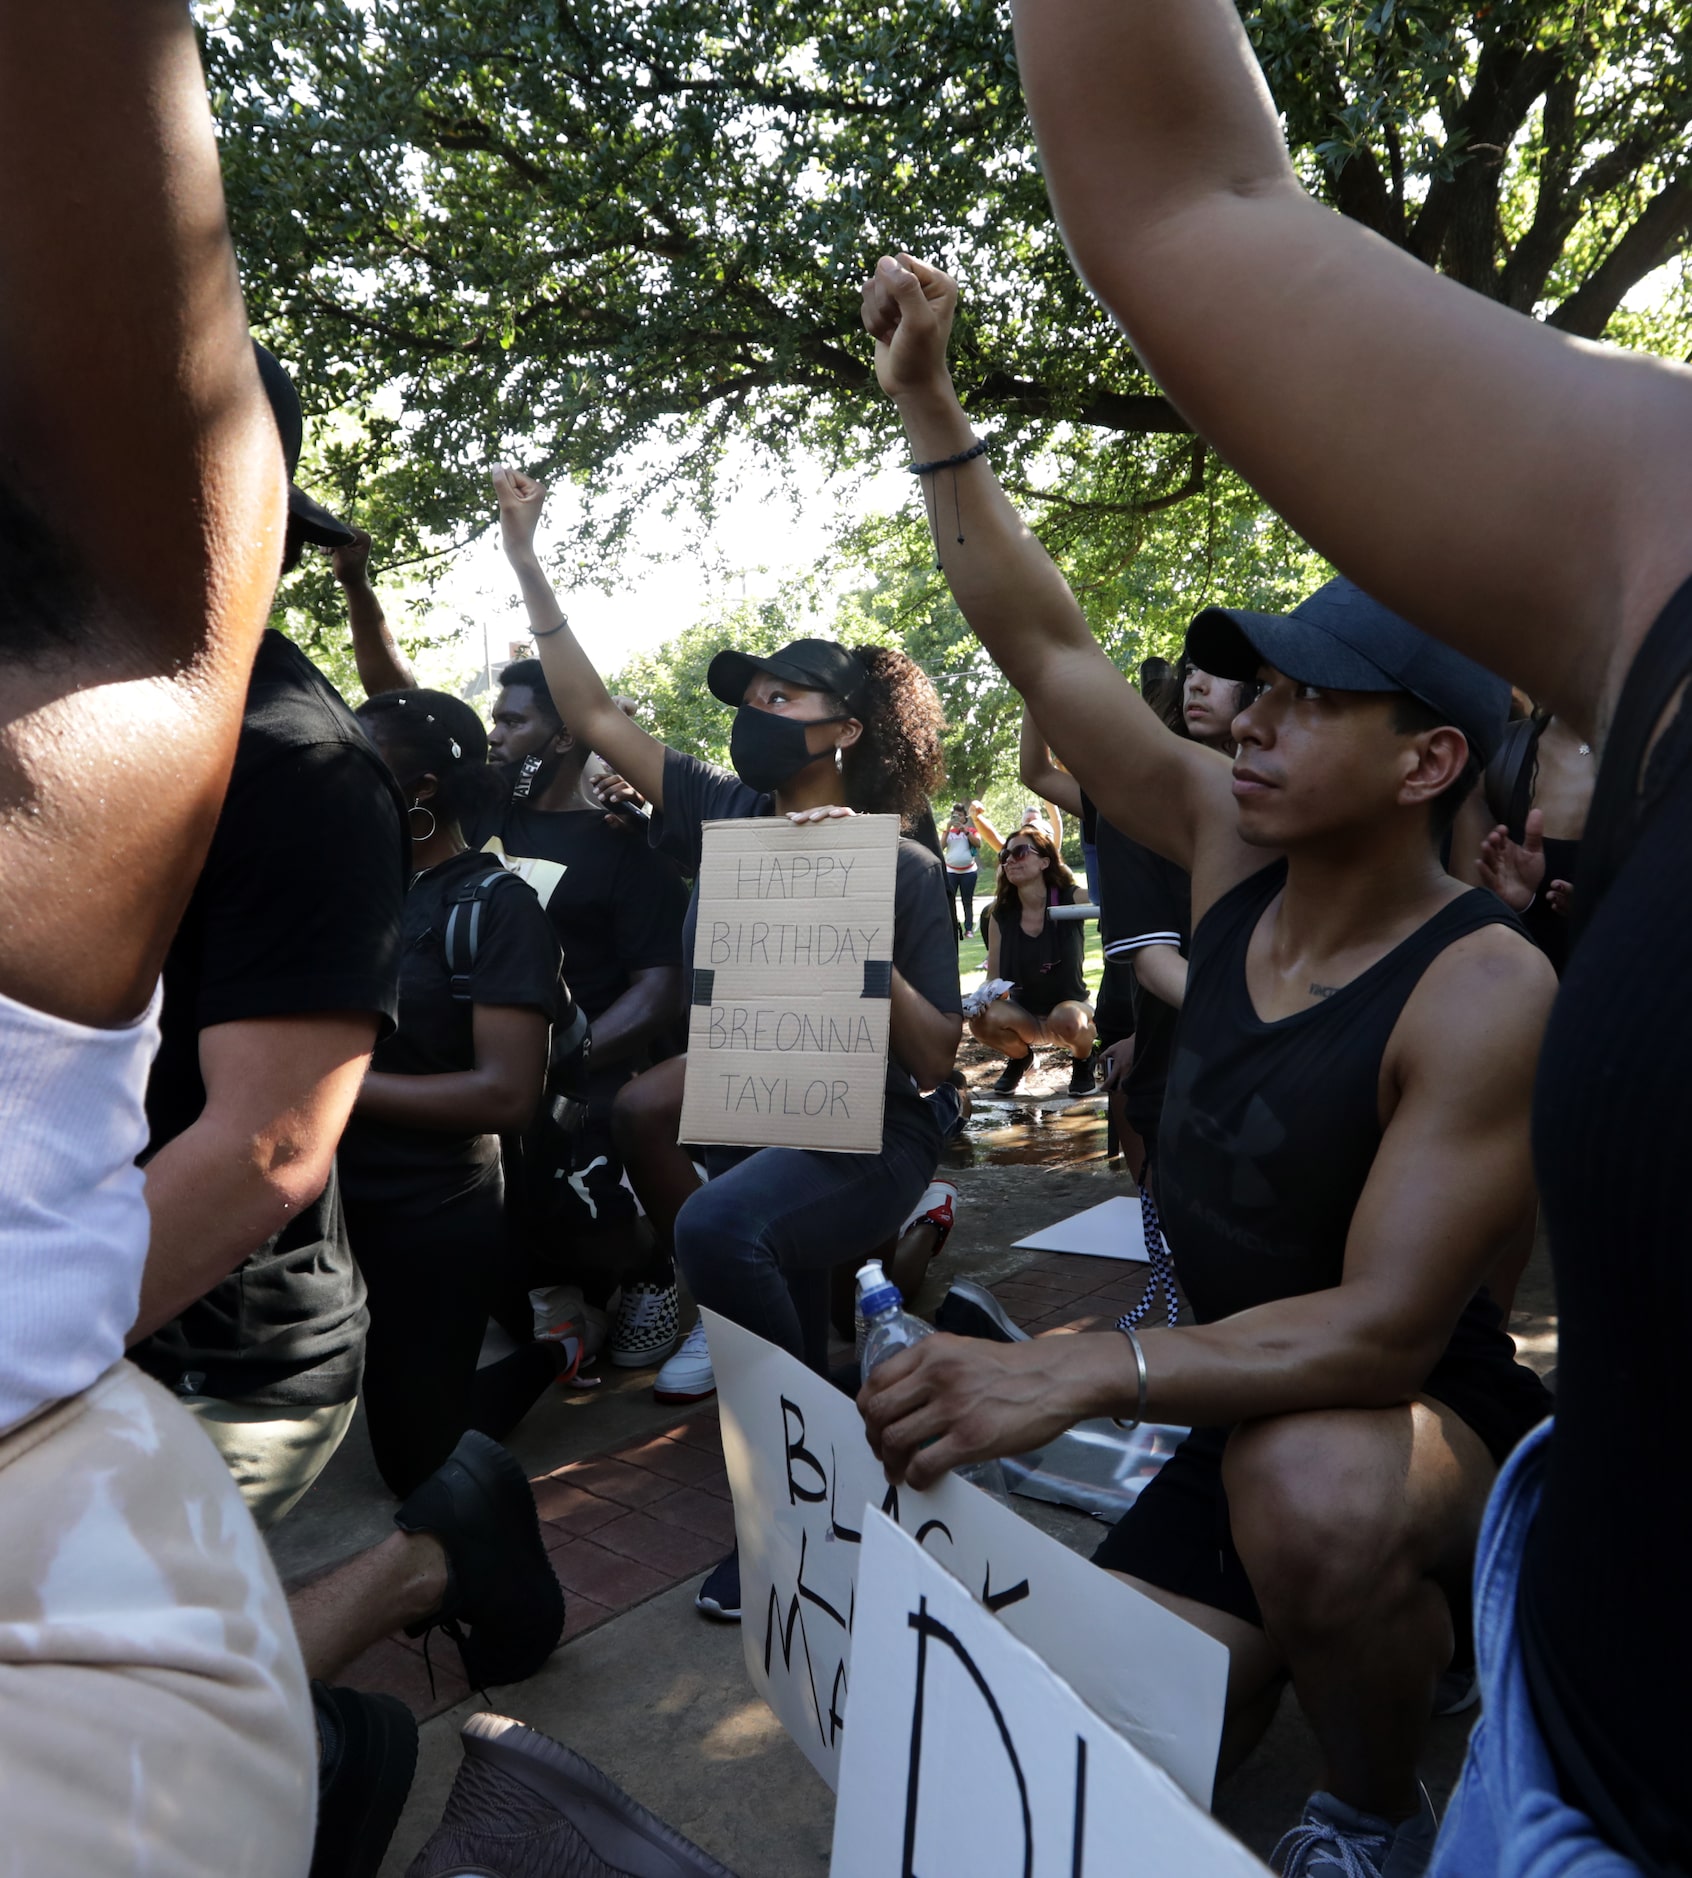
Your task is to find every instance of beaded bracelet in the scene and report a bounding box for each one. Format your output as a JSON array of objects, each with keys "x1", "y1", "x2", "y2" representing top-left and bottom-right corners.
[{"x1": 908, "y1": 437, "x2": 990, "y2": 477}]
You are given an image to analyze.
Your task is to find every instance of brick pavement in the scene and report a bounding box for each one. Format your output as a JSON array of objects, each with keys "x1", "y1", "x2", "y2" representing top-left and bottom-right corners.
[
  {"x1": 336, "y1": 1247, "x2": 1146, "y2": 1720},
  {"x1": 337, "y1": 1403, "x2": 736, "y2": 1719}
]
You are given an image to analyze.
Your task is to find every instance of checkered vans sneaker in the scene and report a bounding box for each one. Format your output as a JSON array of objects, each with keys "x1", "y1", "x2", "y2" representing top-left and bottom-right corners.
[{"x1": 609, "y1": 1282, "x2": 681, "y2": 1370}]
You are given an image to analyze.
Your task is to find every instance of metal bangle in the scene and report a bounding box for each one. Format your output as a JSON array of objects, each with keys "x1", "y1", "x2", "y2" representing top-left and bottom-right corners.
[{"x1": 1110, "y1": 1321, "x2": 1149, "y2": 1431}]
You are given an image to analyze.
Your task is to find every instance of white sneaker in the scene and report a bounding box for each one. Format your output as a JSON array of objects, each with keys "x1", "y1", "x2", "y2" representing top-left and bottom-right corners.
[
  {"x1": 610, "y1": 1282, "x2": 681, "y2": 1369},
  {"x1": 653, "y1": 1318, "x2": 715, "y2": 1403}
]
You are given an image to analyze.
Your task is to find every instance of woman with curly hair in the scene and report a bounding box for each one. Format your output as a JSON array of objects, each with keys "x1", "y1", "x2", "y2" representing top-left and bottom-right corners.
[
  {"x1": 496, "y1": 467, "x2": 962, "y2": 1618},
  {"x1": 975, "y1": 823, "x2": 1096, "y2": 1097}
]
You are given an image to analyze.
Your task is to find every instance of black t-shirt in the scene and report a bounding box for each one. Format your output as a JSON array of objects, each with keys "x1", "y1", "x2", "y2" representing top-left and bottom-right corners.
[
  {"x1": 995, "y1": 881, "x2": 1089, "y2": 1016},
  {"x1": 338, "y1": 848, "x2": 564, "y2": 1204},
  {"x1": 132, "y1": 631, "x2": 407, "y2": 1409},
  {"x1": 651, "y1": 749, "x2": 961, "y2": 1105},
  {"x1": 1096, "y1": 820, "x2": 1191, "y2": 1139},
  {"x1": 462, "y1": 796, "x2": 687, "y2": 1023}
]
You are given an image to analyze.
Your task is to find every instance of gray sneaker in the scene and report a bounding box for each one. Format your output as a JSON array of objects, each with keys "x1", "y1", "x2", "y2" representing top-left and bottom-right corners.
[{"x1": 1272, "y1": 1786, "x2": 1437, "y2": 1878}]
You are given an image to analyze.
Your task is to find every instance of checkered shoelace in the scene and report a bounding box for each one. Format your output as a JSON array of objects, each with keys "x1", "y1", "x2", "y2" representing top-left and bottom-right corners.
[{"x1": 1115, "y1": 1186, "x2": 1179, "y2": 1332}]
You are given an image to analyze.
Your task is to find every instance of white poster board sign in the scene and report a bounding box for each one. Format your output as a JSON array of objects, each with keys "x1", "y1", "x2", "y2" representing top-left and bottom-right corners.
[
  {"x1": 704, "y1": 1309, "x2": 1227, "y2": 1806},
  {"x1": 1013, "y1": 1193, "x2": 1152, "y2": 1262},
  {"x1": 680, "y1": 814, "x2": 901, "y2": 1154},
  {"x1": 832, "y1": 1514, "x2": 1269, "y2": 1877}
]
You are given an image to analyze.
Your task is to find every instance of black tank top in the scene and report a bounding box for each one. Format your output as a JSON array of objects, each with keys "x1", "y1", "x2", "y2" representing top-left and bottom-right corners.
[
  {"x1": 1519, "y1": 574, "x2": 1692, "y2": 1872},
  {"x1": 1159, "y1": 862, "x2": 1550, "y2": 1458},
  {"x1": 996, "y1": 884, "x2": 1088, "y2": 1014}
]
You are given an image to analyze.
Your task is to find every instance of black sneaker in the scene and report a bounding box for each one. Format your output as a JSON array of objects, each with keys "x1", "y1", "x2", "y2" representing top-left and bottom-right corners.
[
  {"x1": 394, "y1": 1431, "x2": 565, "y2": 1690},
  {"x1": 695, "y1": 1548, "x2": 741, "y2": 1623},
  {"x1": 935, "y1": 1279, "x2": 1031, "y2": 1345},
  {"x1": 310, "y1": 1682, "x2": 418, "y2": 1878},
  {"x1": 1067, "y1": 1051, "x2": 1097, "y2": 1098},
  {"x1": 405, "y1": 1711, "x2": 737, "y2": 1877},
  {"x1": 992, "y1": 1053, "x2": 1031, "y2": 1094}
]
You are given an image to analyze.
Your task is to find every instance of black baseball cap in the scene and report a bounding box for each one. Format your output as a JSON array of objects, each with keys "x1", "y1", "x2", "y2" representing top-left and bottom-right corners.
[
  {"x1": 707, "y1": 638, "x2": 870, "y2": 712},
  {"x1": 1185, "y1": 577, "x2": 1510, "y2": 763},
  {"x1": 253, "y1": 342, "x2": 357, "y2": 549}
]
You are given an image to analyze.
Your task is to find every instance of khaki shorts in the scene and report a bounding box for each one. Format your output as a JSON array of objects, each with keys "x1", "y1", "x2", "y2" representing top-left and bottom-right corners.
[
  {"x1": 0, "y1": 1362, "x2": 316, "y2": 1875},
  {"x1": 182, "y1": 1392, "x2": 358, "y2": 1531}
]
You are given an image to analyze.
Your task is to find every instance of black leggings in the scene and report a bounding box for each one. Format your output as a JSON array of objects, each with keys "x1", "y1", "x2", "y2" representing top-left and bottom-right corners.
[
  {"x1": 946, "y1": 869, "x2": 977, "y2": 931},
  {"x1": 347, "y1": 1170, "x2": 558, "y2": 1498}
]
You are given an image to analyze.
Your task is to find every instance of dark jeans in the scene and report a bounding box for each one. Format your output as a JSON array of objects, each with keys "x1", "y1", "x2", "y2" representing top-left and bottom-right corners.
[
  {"x1": 347, "y1": 1167, "x2": 557, "y2": 1498},
  {"x1": 675, "y1": 1092, "x2": 945, "y2": 1371},
  {"x1": 946, "y1": 868, "x2": 977, "y2": 932}
]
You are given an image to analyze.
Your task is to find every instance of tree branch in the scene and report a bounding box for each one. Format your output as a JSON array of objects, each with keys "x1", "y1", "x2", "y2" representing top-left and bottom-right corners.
[{"x1": 1549, "y1": 174, "x2": 1692, "y2": 339}]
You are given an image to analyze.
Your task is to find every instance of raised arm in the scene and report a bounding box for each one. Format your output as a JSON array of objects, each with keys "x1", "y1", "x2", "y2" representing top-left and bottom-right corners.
[
  {"x1": 1019, "y1": 707, "x2": 1083, "y2": 818},
  {"x1": 492, "y1": 467, "x2": 670, "y2": 809},
  {"x1": 333, "y1": 530, "x2": 417, "y2": 697},
  {"x1": 970, "y1": 800, "x2": 1004, "y2": 854},
  {"x1": 0, "y1": 0, "x2": 284, "y2": 1026},
  {"x1": 862, "y1": 256, "x2": 1250, "y2": 901},
  {"x1": 1011, "y1": 0, "x2": 1692, "y2": 732}
]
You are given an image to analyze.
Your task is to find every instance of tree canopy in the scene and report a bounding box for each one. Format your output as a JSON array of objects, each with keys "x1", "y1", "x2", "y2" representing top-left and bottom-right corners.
[{"x1": 211, "y1": 0, "x2": 1692, "y2": 700}]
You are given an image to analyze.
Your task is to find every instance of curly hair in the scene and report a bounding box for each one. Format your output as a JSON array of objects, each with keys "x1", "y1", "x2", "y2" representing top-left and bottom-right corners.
[
  {"x1": 988, "y1": 823, "x2": 1077, "y2": 930},
  {"x1": 835, "y1": 644, "x2": 947, "y2": 828}
]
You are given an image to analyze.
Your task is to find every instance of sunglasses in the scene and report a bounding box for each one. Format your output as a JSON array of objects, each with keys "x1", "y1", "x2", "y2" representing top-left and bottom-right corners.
[{"x1": 1002, "y1": 844, "x2": 1041, "y2": 862}]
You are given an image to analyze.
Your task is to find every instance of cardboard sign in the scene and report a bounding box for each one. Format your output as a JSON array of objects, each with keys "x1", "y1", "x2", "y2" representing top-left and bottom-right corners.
[
  {"x1": 1013, "y1": 1193, "x2": 1153, "y2": 1262},
  {"x1": 679, "y1": 814, "x2": 900, "y2": 1154},
  {"x1": 831, "y1": 1514, "x2": 1269, "y2": 1877},
  {"x1": 704, "y1": 1309, "x2": 1228, "y2": 1806}
]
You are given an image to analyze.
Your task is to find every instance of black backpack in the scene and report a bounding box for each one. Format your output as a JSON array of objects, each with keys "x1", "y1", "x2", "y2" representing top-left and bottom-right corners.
[{"x1": 441, "y1": 867, "x2": 592, "y2": 1130}]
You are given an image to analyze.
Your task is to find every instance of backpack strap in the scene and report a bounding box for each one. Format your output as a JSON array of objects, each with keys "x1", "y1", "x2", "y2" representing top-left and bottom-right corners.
[{"x1": 442, "y1": 867, "x2": 527, "y2": 1001}]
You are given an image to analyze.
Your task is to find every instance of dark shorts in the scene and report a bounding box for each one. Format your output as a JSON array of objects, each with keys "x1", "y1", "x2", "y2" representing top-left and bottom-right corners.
[{"x1": 1093, "y1": 1312, "x2": 1552, "y2": 1630}]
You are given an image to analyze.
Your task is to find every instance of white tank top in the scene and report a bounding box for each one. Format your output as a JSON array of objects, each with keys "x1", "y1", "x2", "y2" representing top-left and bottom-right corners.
[{"x1": 0, "y1": 981, "x2": 159, "y2": 1435}]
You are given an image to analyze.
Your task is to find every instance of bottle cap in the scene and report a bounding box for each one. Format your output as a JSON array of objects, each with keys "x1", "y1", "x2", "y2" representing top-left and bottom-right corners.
[{"x1": 856, "y1": 1260, "x2": 902, "y2": 1320}]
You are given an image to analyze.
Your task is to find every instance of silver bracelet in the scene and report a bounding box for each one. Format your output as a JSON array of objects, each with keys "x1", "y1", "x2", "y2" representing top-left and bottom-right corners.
[{"x1": 1110, "y1": 1321, "x2": 1148, "y2": 1431}]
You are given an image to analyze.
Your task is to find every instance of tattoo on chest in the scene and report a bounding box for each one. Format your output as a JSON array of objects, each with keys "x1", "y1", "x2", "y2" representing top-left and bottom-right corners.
[{"x1": 1309, "y1": 982, "x2": 1341, "y2": 1000}]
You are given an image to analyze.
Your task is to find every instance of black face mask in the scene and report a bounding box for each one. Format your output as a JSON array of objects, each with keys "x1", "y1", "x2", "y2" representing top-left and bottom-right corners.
[
  {"x1": 508, "y1": 750, "x2": 561, "y2": 801},
  {"x1": 729, "y1": 706, "x2": 846, "y2": 795}
]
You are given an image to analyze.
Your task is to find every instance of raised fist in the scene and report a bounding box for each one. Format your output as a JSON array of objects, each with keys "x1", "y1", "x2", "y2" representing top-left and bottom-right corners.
[
  {"x1": 330, "y1": 527, "x2": 372, "y2": 585},
  {"x1": 860, "y1": 253, "x2": 959, "y2": 401},
  {"x1": 492, "y1": 463, "x2": 547, "y2": 558}
]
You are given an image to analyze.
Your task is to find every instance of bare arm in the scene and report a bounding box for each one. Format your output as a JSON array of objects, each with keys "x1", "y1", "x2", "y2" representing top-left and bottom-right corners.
[
  {"x1": 890, "y1": 971, "x2": 963, "y2": 1093},
  {"x1": 132, "y1": 1013, "x2": 376, "y2": 1341},
  {"x1": 355, "y1": 1003, "x2": 550, "y2": 1136},
  {"x1": 864, "y1": 926, "x2": 1554, "y2": 1485},
  {"x1": 582, "y1": 964, "x2": 683, "y2": 1070},
  {"x1": 1019, "y1": 713, "x2": 1083, "y2": 816},
  {"x1": 969, "y1": 801, "x2": 1004, "y2": 854},
  {"x1": 492, "y1": 468, "x2": 670, "y2": 808},
  {"x1": 1132, "y1": 947, "x2": 1189, "y2": 1011},
  {"x1": 1010, "y1": 0, "x2": 1692, "y2": 735},
  {"x1": 862, "y1": 258, "x2": 1256, "y2": 918},
  {"x1": 333, "y1": 531, "x2": 417, "y2": 696},
  {"x1": 0, "y1": 0, "x2": 283, "y2": 1026}
]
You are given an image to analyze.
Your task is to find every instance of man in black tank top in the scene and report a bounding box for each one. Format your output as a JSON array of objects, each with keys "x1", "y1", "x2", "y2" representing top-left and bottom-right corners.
[{"x1": 857, "y1": 345, "x2": 1556, "y2": 1870}]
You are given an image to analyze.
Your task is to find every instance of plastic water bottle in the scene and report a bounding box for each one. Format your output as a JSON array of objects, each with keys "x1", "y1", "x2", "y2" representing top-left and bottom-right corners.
[{"x1": 856, "y1": 1261, "x2": 1011, "y2": 1504}]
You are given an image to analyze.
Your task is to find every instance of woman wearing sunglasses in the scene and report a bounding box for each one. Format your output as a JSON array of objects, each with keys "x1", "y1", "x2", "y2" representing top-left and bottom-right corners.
[{"x1": 975, "y1": 824, "x2": 1095, "y2": 1097}]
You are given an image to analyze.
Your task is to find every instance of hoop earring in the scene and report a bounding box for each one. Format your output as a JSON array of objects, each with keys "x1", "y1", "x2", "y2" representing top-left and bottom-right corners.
[{"x1": 408, "y1": 801, "x2": 437, "y2": 842}]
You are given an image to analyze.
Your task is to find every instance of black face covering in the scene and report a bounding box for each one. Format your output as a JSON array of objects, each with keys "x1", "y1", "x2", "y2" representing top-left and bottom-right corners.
[{"x1": 729, "y1": 706, "x2": 845, "y2": 795}]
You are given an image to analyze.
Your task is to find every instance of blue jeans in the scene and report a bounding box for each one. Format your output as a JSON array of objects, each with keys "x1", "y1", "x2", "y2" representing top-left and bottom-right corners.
[
  {"x1": 676, "y1": 1089, "x2": 947, "y2": 1370},
  {"x1": 1431, "y1": 1418, "x2": 1640, "y2": 1877}
]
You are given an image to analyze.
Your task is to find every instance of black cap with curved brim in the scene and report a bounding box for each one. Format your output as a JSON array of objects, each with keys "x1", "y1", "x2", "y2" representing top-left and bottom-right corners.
[
  {"x1": 1185, "y1": 577, "x2": 1511, "y2": 764},
  {"x1": 252, "y1": 341, "x2": 357, "y2": 550},
  {"x1": 706, "y1": 637, "x2": 870, "y2": 713}
]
